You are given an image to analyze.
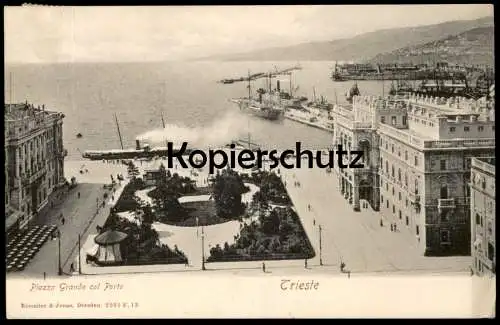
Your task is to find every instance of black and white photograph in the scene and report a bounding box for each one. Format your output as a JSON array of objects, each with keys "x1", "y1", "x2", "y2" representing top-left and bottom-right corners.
[{"x1": 4, "y1": 4, "x2": 496, "y2": 318}]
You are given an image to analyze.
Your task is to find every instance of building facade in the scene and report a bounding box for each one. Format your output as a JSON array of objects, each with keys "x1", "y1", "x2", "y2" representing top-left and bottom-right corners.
[
  {"x1": 470, "y1": 157, "x2": 495, "y2": 276},
  {"x1": 331, "y1": 94, "x2": 495, "y2": 256},
  {"x1": 5, "y1": 103, "x2": 66, "y2": 232}
]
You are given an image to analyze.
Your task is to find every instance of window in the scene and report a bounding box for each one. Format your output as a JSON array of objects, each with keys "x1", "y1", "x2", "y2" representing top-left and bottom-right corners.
[
  {"x1": 399, "y1": 210, "x2": 402, "y2": 219},
  {"x1": 398, "y1": 169, "x2": 401, "y2": 182},
  {"x1": 391, "y1": 144, "x2": 394, "y2": 153},
  {"x1": 402, "y1": 116, "x2": 407, "y2": 126},
  {"x1": 478, "y1": 126, "x2": 484, "y2": 132},
  {"x1": 405, "y1": 151, "x2": 408, "y2": 160},
  {"x1": 391, "y1": 116, "x2": 397, "y2": 125},
  {"x1": 406, "y1": 216, "x2": 409, "y2": 226},
  {"x1": 391, "y1": 166, "x2": 395, "y2": 177},
  {"x1": 440, "y1": 185, "x2": 448, "y2": 199},
  {"x1": 385, "y1": 161, "x2": 388, "y2": 174},
  {"x1": 385, "y1": 183, "x2": 388, "y2": 191},
  {"x1": 440, "y1": 230, "x2": 450, "y2": 244},
  {"x1": 414, "y1": 156, "x2": 418, "y2": 166},
  {"x1": 381, "y1": 194, "x2": 384, "y2": 202},
  {"x1": 392, "y1": 205, "x2": 395, "y2": 214},
  {"x1": 488, "y1": 243, "x2": 494, "y2": 261},
  {"x1": 450, "y1": 127, "x2": 456, "y2": 133},
  {"x1": 416, "y1": 225, "x2": 420, "y2": 236},
  {"x1": 398, "y1": 192, "x2": 402, "y2": 201},
  {"x1": 386, "y1": 200, "x2": 389, "y2": 208},
  {"x1": 440, "y1": 160, "x2": 446, "y2": 170},
  {"x1": 493, "y1": 126, "x2": 495, "y2": 131},
  {"x1": 404, "y1": 173, "x2": 408, "y2": 186},
  {"x1": 405, "y1": 199, "x2": 408, "y2": 207},
  {"x1": 464, "y1": 126, "x2": 470, "y2": 132},
  {"x1": 381, "y1": 116, "x2": 386, "y2": 124},
  {"x1": 415, "y1": 180, "x2": 419, "y2": 195}
]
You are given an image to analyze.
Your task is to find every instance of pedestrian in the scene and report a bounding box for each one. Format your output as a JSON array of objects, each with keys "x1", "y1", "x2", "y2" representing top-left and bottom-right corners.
[
  {"x1": 43, "y1": 272, "x2": 46, "y2": 280},
  {"x1": 348, "y1": 271, "x2": 351, "y2": 279},
  {"x1": 340, "y1": 261, "x2": 346, "y2": 273},
  {"x1": 70, "y1": 263, "x2": 75, "y2": 273},
  {"x1": 393, "y1": 223, "x2": 397, "y2": 232},
  {"x1": 61, "y1": 217, "x2": 65, "y2": 225},
  {"x1": 379, "y1": 219, "x2": 383, "y2": 227},
  {"x1": 390, "y1": 224, "x2": 393, "y2": 232},
  {"x1": 77, "y1": 192, "x2": 80, "y2": 199},
  {"x1": 304, "y1": 259, "x2": 308, "y2": 269},
  {"x1": 313, "y1": 219, "x2": 316, "y2": 226},
  {"x1": 262, "y1": 262, "x2": 266, "y2": 273}
]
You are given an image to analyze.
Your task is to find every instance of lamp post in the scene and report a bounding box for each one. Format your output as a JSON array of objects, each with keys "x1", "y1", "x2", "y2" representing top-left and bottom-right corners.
[
  {"x1": 201, "y1": 225, "x2": 206, "y2": 270},
  {"x1": 319, "y1": 224, "x2": 323, "y2": 266},
  {"x1": 78, "y1": 233, "x2": 82, "y2": 275},
  {"x1": 58, "y1": 229, "x2": 63, "y2": 275}
]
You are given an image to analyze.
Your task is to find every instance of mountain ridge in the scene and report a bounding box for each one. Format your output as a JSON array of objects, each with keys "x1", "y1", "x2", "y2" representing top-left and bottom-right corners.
[{"x1": 197, "y1": 16, "x2": 494, "y2": 62}]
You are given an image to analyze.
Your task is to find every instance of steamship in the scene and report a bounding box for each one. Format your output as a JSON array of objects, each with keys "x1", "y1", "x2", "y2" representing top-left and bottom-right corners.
[
  {"x1": 82, "y1": 113, "x2": 195, "y2": 160},
  {"x1": 82, "y1": 139, "x2": 194, "y2": 160},
  {"x1": 231, "y1": 71, "x2": 287, "y2": 121}
]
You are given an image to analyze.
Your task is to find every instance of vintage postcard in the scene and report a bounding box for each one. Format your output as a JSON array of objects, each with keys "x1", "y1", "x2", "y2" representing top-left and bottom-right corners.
[{"x1": 4, "y1": 4, "x2": 496, "y2": 318}]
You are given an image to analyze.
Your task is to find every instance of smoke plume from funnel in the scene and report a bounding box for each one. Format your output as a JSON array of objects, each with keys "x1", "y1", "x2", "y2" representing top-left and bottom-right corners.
[{"x1": 136, "y1": 110, "x2": 258, "y2": 149}]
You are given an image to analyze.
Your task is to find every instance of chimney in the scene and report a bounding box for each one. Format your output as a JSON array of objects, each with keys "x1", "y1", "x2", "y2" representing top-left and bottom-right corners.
[{"x1": 136, "y1": 139, "x2": 141, "y2": 150}]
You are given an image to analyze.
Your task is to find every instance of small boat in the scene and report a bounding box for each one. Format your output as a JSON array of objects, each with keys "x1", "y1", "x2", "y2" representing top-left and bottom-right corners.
[{"x1": 76, "y1": 133, "x2": 83, "y2": 138}]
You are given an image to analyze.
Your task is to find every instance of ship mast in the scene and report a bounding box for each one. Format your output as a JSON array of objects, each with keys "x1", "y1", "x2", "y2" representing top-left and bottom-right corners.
[
  {"x1": 114, "y1": 113, "x2": 124, "y2": 150},
  {"x1": 161, "y1": 111, "x2": 168, "y2": 148},
  {"x1": 9, "y1": 71, "x2": 13, "y2": 105},
  {"x1": 290, "y1": 72, "x2": 293, "y2": 98},
  {"x1": 248, "y1": 70, "x2": 251, "y2": 100}
]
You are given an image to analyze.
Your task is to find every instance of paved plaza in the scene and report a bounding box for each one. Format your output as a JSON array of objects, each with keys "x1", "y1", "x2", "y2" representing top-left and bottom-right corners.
[{"x1": 7, "y1": 157, "x2": 471, "y2": 279}]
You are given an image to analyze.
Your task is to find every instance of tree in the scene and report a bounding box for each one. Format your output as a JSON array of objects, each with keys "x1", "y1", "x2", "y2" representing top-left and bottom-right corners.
[
  {"x1": 261, "y1": 208, "x2": 281, "y2": 235},
  {"x1": 213, "y1": 169, "x2": 246, "y2": 218}
]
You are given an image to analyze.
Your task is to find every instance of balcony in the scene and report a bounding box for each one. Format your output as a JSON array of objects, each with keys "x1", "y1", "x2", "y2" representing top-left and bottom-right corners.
[
  {"x1": 21, "y1": 168, "x2": 47, "y2": 185},
  {"x1": 438, "y1": 198, "x2": 456, "y2": 211}
]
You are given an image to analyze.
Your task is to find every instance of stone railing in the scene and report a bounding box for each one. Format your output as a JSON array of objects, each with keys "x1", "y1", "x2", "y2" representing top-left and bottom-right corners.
[
  {"x1": 438, "y1": 198, "x2": 456, "y2": 209},
  {"x1": 423, "y1": 139, "x2": 495, "y2": 149},
  {"x1": 21, "y1": 168, "x2": 47, "y2": 185}
]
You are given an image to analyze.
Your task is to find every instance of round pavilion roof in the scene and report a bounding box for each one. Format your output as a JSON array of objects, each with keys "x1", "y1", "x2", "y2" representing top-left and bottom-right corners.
[{"x1": 94, "y1": 229, "x2": 128, "y2": 245}]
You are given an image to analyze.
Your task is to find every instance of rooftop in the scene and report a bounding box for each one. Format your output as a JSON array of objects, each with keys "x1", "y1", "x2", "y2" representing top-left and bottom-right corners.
[{"x1": 4, "y1": 102, "x2": 61, "y2": 121}]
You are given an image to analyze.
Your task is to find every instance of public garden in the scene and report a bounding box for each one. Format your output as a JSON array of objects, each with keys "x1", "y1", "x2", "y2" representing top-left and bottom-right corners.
[{"x1": 95, "y1": 160, "x2": 315, "y2": 267}]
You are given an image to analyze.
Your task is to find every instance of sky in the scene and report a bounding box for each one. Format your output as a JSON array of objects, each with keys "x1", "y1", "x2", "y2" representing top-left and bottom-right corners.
[{"x1": 4, "y1": 5, "x2": 494, "y2": 63}]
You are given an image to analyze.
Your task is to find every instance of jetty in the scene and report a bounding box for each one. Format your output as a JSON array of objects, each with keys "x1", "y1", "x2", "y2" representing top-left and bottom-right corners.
[{"x1": 284, "y1": 111, "x2": 334, "y2": 133}]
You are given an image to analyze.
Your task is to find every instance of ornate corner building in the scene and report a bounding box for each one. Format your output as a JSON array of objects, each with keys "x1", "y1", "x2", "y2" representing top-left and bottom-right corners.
[
  {"x1": 331, "y1": 94, "x2": 495, "y2": 256},
  {"x1": 5, "y1": 103, "x2": 66, "y2": 234},
  {"x1": 470, "y1": 157, "x2": 495, "y2": 276}
]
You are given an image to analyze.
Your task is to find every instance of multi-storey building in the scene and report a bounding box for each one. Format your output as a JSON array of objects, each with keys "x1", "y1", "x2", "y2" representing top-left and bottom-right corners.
[
  {"x1": 470, "y1": 157, "x2": 495, "y2": 276},
  {"x1": 332, "y1": 94, "x2": 495, "y2": 256},
  {"x1": 5, "y1": 102, "x2": 66, "y2": 233}
]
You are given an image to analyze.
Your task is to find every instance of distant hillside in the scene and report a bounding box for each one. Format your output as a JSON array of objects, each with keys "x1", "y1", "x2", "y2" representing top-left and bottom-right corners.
[
  {"x1": 370, "y1": 26, "x2": 494, "y2": 66},
  {"x1": 199, "y1": 16, "x2": 493, "y2": 62}
]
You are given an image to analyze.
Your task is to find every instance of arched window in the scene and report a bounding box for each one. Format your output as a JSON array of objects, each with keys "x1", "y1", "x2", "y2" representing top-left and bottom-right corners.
[{"x1": 398, "y1": 168, "x2": 401, "y2": 182}]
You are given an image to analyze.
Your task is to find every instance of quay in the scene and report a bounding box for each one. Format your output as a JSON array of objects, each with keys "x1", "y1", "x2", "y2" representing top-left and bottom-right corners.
[{"x1": 284, "y1": 111, "x2": 334, "y2": 133}]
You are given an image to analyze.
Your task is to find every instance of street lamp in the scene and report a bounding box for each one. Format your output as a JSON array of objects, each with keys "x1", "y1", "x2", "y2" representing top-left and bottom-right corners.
[
  {"x1": 201, "y1": 225, "x2": 206, "y2": 270},
  {"x1": 57, "y1": 229, "x2": 63, "y2": 275},
  {"x1": 319, "y1": 224, "x2": 323, "y2": 266}
]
